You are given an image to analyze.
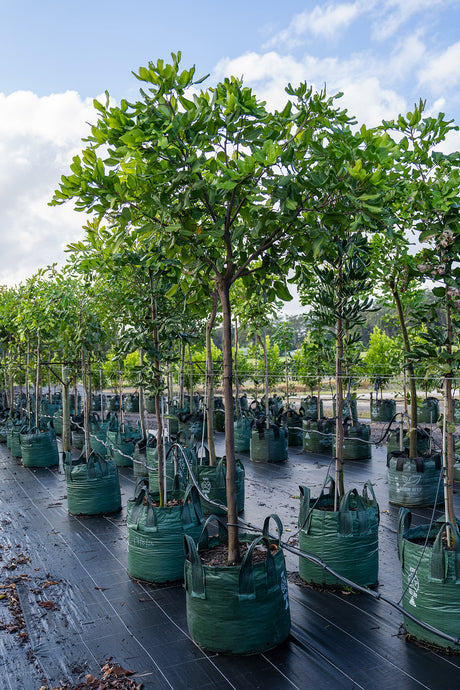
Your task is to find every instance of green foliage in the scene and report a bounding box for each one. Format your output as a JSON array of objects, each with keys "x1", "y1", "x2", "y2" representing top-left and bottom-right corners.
[{"x1": 362, "y1": 326, "x2": 402, "y2": 390}]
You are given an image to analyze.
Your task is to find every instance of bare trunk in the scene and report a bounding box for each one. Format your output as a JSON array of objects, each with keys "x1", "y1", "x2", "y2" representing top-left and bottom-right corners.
[
  {"x1": 392, "y1": 284, "x2": 418, "y2": 458},
  {"x1": 317, "y1": 353, "x2": 321, "y2": 419},
  {"x1": 61, "y1": 365, "x2": 71, "y2": 454},
  {"x1": 179, "y1": 343, "x2": 185, "y2": 409},
  {"x1": 35, "y1": 329, "x2": 41, "y2": 427},
  {"x1": 206, "y1": 291, "x2": 218, "y2": 466},
  {"x1": 119, "y1": 371, "x2": 124, "y2": 427},
  {"x1": 444, "y1": 300, "x2": 456, "y2": 534},
  {"x1": 188, "y1": 344, "x2": 194, "y2": 415},
  {"x1": 149, "y1": 272, "x2": 165, "y2": 506},
  {"x1": 335, "y1": 256, "x2": 345, "y2": 506},
  {"x1": 218, "y1": 281, "x2": 239, "y2": 564},
  {"x1": 234, "y1": 318, "x2": 241, "y2": 418},
  {"x1": 138, "y1": 348, "x2": 147, "y2": 440},
  {"x1": 285, "y1": 335, "x2": 289, "y2": 407},
  {"x1": 263, "y1": 330, "x2": 270, "y2": 429},
  {"x1": 81, "y1": 350, "x2": 91, "y2": 461},
  {"x1": 26, "y1": 336, "x2": 30, "y2": 422}
]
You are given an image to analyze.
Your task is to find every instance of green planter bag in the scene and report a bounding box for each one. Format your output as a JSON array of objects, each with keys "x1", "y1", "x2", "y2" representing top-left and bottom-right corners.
[
  {"x1": 303, "y1": 418, "x2": 334, "y2": 454},
  {"x1": 279, "y1": 408, "x2": 304, "y2": 447},
  {"x1": 146, "y1": 437, "x2": 175, "y2": 493},
  {"x1": 64, "y1": 451, "x2": 121, "y2": 515},
  {"x1": 133, "y1": 438, "x2": 148, "y2": 477},
  {"x1": 417, "y1": 397, "x2": 440, "y2": 424},
  {"x1": 332, "y1": 422, "x2": 372, "y2": 460},
  {"x1": 52, "y1": 410, "x2": 63, "y2": 436},
  {"x1": 333, "y1": 397, "x2": 358, "y2": 423},
  {"x1": 300, "y1": 396, "x2": 323, "y2": 421},
  {"x1": 192, "y1": 453, "x2": 245, "y2": 515},
  {"x1": 20, "y1": 425, "x2": 59, "y2": 468},
  {"x1": 124, "y1": 394, "x2": 139, "y2": 413},
  {"x1": 453, "y1": 399, "x2": 460, "y2": 424},
  {"x1": 250, "y1": 422, "x2": 288, "y2": 463},
  {"x1": 184, "y1": 514, "x2": 291, "y2": 655},
  {"x1": 398, "y1": 509, "x2": 460, "y2": 652},
  {"x1": 387, "y1": 428, "x2": 431, "y2": 455},
  {"x1": 88, "y1": 412, "x2": 113, "y2": 457},
  {"x1": 127, "y1": 479, "x2": 204, "y2": 583},
  {"x1": 387, "y1": 450, "x2": 443, "y2": 507},
  {"x1": 370, "y1": 398, "x2": 396, "y2": 422},
  {"x1": 234, "y1": 414, "x2": 251, "y2": 452},
  {"x1": 213, "y1": 407, "x2": 226, "y2": 433},
  {"x1": 145, "y1": 395, "x2": 156, "y2": 414},
  {"x1": 454, "y1": 461, "x2": 460, "y2": 482},
  {"x1": 298, "y1": 479, "x2": 379, "y2": 587},
  {"x1": 9, "y1": 420, "x2": 24, "y2": 458},
  {"x1": 107, "y1": 422, "x2": 141, "y2": 467}
]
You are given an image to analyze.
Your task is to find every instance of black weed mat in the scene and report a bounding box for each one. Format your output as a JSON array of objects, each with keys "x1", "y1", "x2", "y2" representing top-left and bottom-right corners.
[{"x1": 0, "y1": 438, "x2": 459, "y2": 689}]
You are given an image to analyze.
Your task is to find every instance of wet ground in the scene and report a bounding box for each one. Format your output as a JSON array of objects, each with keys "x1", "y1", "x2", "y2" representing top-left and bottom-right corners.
[{"x1": 0, "y1": 420, "x2": 459, "y2": 689}]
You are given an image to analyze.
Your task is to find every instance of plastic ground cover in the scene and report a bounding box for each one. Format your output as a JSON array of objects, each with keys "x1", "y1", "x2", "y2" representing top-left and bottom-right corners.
[{"x1": 0, "y1": 431, "x2": 459, "y2": 689}]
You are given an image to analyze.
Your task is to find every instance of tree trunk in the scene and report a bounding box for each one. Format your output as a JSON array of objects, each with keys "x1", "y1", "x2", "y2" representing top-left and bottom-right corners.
[
  {"x1": 206, "y1": 291, "x2": 218, "y2": 466},
  {"x1": 26, "y1": 336, "x2": 30, "y2": 422},
  {"x1": 263, "y1": 330, "x2": 270, "y2": 429},
  {"x1": 81, "y1": 351, "x2": 91, "y2": 461},
  {"x1": 444, "y1": 299, "x2": 456, "y2": 532},
  {"x1": 179, "y1": 343, "x2": 185, "y2": 409},
  {"x1": 217, "y1": 280, "x2": 239, "y2": 564},
  {"x1": 61, "y1": 365, "x2": 71, "y2": 454},
  {"x1": 119, "y1": 371, "x2": 124, "y2": 427},
  {"x1": 317, "y1": 353, "x2": 321, "y2": 420},
  {"x1": 149, "y1": 272, "x2": 165, "y2": 506},
  {"x1": 138, "y1": 348, "x2": 147, "y2": 441},
  {"x1": 391, "y1": 284, "x2": 418, "y2": 458},
  {"x1": 285, "y1": 335, "x2": 289, "y2": 407},
  {"x1": 188, "y1": 344, "x2": 194, "y2": 415},
  {"x1": 35, "y1": 329, "x2": 41, "y2": 427},
  {"x1": 234, "y1": 317, "x2": 241, "y2": 418},
  {"x1": 335, "y1": 256, "x2": 345, "y2": 507}
]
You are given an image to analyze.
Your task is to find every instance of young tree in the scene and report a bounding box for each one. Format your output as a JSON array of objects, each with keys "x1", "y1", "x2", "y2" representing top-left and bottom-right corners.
[{"x1": 52, "y1": 54, "x2": 390, "y2": 562}]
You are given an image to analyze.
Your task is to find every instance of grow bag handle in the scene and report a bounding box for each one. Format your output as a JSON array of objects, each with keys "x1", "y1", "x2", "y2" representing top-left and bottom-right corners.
[
  {"x1": 397, "y1": 508, "x2": 412, "y2": 562},
  {"x1": 196, "y1": 514, "x2": 228, "y2": 550},
  {"x1": 262, "y1": 513, "x2": 283, "y2": 545},
  {"x1": 183, "y1": 533, "x2": 206, "y2": 599},
  {"x1": 181, "y1": 484, "x2": 204, "y2": 528},
  {"x1": 239, "y1": 534, "x2": 278, "y2": 600},
  {"x1": 431, "y1": 521, "x2": 460, "y2": 582},
  {"x1": 130, "y1": 486, "x2": 157, "y2": 533},
  {"x1": 338, "y1": 489, "x2": 369, "y2": 536}
]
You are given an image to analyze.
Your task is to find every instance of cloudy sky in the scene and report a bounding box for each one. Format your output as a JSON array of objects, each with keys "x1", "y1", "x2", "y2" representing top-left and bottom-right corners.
[{"x1": 1, "y1": 0, "x2": 460, "y2": 304}]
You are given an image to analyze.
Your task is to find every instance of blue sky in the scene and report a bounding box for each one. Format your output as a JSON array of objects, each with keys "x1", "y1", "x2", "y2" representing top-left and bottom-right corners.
[{"x1": 1, "y1": 0, "x2": 460, "y2": 312}]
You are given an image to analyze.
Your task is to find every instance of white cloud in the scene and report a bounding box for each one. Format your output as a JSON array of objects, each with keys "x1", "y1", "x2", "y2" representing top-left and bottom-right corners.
[
  {"x1": 0, "y1": 90, "x2": 97, "y2": 287},
  {"x1": 265, "y1": 2, "x2": 367, "y2": 48},
  {"x1": 371, "y1": 0, "x2": 445, "y2": 41},
  {"x1": 417, "y1": 41, "x2": 460, "y2": 92},
  {"x1": 213, "y1": 51, "x2": 406, "y2": 126}
]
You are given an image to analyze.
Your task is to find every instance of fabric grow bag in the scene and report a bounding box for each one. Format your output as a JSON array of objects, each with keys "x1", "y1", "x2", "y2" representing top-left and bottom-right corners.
[
  {"x1": 279, "y1": 408, "x2": 304, "y2": 446},
  {"x1": 127, "y1": 479, "x2": 204, "y2": 583},
  {"x1": 370, "y1": 398, "x2": 396, "y2": 422},
  {"x1": 298, "y1": 480, "x2": 379, "y2": 587},
  {"x1": 9, "y1": 421, "x2": 23, "y2": 458},
  {"x1": 124, "y1": 394, "x2": 139, "y2": 413},
  {"x1": 145, "y1": 395, "x2": 156, "y2": 414},
  {"x1": 133, "y1": 438, "x2": 148, "y2": 478},
  {"x1": 88, "y1": 412, "x2": 113, "y2": 457},
  {"x1": 333, "y1": 397, "x2": 358, "y2": 423},
  {"x1": 64, "y1": 451, "x2": 121, "y2": 516},
  {"x1": 300, "y1": 396, "x2": 323, "y2": 421},
  {"x1": 52, "y1": 410, "x2": 63, "y2": 436},
  {"x1": 250, "y1": 422, "x2": 288, "y2": 463},
  {"x1": 398, "y1": 509, "x2": 460, "y2": 652},
  {"x1": 146, "y1": 437, "x2": 175, "y2": 493},
  {"x1": 387, "y1": 450, "x2": 443, "y2": 507},
  {"x1": 387, "y1": 428, "x2": 431, "y2": 456},
  {"x1": 332, "y1": 422, "x2": 372, "y2": 460},
  {"x1": 302, "y1": 418, "x2": 334, "y2": 454},
  {"x1": 417, "y1": 397, "x2": 440, "y2": 424},
  {"x1": 107, "y1": 423, "x2": 141, "y2": 467},
  {"x1": 184, "y1": 514, "x2": 291, "y2": 655},
  {"x1": 20, "y1": 425, "x2": 59, "y2": 468},
  {"x1": 192, "y1": 454, "x2": 245, "y2": 515},
  {"x1": 234, "y1": 414, "x2": 251, "y2": 452},
  {"x1": 213, "y1": 407, "x2": 226, "y2": 433}
]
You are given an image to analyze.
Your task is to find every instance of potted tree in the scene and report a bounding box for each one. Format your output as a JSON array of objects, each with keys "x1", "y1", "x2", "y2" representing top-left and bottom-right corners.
[{"x1": 52, "y1": 55, "x2": 389, "y2": 653}]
